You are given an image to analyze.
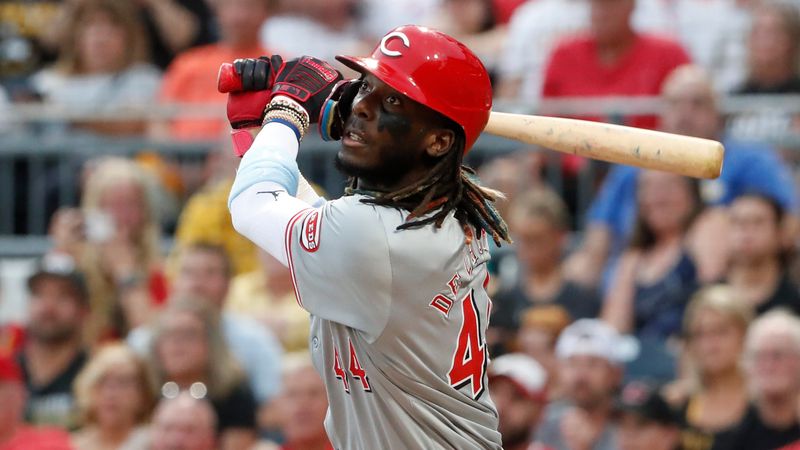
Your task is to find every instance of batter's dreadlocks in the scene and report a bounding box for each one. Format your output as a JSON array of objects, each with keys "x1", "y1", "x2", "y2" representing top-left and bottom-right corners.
[{"x1": 345, "y1": 124, "x2": 512, "y2": 246}]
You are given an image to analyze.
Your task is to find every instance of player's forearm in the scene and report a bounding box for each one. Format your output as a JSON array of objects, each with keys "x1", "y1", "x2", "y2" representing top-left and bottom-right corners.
[
  {"x1": 229, "y1": 122, "x2": 313, "y2": 267},
  {"x1": 241, "y1": 126, "x2": 324, "y2": 207}
]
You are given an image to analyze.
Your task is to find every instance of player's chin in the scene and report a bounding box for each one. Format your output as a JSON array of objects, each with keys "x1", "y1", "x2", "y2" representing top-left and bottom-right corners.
[{"x1": 334, "y1": 149, "x2": 370, "y2": 178}]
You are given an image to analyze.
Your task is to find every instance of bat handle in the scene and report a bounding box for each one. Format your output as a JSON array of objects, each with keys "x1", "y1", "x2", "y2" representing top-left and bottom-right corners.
[{"x1": 217, "y1": 63, "x2": 243, "y2": 93}]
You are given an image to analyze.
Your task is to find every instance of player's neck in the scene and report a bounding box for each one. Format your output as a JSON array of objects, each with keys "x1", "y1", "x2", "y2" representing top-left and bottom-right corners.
[{"x1": 356, "y1": 165, "x2": 433, "y2": 195}]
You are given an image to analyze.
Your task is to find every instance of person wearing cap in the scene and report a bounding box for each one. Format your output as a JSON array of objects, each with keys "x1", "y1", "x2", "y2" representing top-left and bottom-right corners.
[
  {"x1": 615, "y1": 380, "x2": 682, "y2": 450},
  {"x1": 536, "y1": 318, "x2": 639, "y2": 450},
  {"x1": 489, "y1": 353, "x2": 553, "y2": 450},
  {"x1": 18, "y1": 262, "x2": 90, "y2": 430},
  {"x1": 0, "y1": 355, "x2": 72, "y2": 450}
]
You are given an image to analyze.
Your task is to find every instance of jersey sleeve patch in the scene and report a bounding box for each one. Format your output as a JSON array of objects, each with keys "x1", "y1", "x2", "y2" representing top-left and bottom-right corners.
[{"x1": 300, "y1": 209, "x2": 323, "y2": 252}]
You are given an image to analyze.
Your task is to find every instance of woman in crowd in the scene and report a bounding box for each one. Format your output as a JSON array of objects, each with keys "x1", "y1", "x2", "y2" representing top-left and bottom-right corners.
[
  {"x1": 148, "y1": 298, "x2": 257, "y2": 450},
  {"x1": 602, "y1": 170, "x2": 704, "y2": 340},
  {"x1": 669, "y1": 285, "x2": 752, "y2": 450},
  {"x1": 727, "y1": 1, "x2": 800, "y2": 145},
  {"x1": 725, "y1": 193, "x2": 800, "y2": 316},
  {"x1": 72, "y1": 343, "x2": 156, "y2": 450},
  {"x1": 81, "y1": 158, "x2": 167, "y2": 342},
  {"x1": 48, "y1": 157, "x2": 167, "y2": 344},
  {"x1": 31, "y1": 0, "x2": 161, "y2": 135},
  {"x1": 602, "y1": 170, "x2": 704, "y2": 379}
]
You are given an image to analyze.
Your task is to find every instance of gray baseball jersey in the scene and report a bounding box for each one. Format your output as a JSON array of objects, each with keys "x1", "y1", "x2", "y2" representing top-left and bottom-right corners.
[{"x1": 285, "y1": 194, "x2": 502, "y2": 449}]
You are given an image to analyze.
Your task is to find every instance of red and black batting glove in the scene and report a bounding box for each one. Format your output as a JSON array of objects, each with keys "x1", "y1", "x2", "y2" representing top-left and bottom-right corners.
[
  {"x1": 270, "y1": 56, "x2": 343, "y2": 123},
  {"x1": 319, "y1": 79, "x2": 362, "y2": 141},
  {"x1": 220, "y1": 56, "x2": 283, "y2": 157},
  {"x1": 223, "y1": 55, "x2": 285, "y2": 128}
]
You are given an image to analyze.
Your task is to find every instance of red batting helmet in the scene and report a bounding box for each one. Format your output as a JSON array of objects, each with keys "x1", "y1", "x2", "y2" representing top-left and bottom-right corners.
[{"x1": 336, "y1": 25, "x2": 492, "y2": 153}]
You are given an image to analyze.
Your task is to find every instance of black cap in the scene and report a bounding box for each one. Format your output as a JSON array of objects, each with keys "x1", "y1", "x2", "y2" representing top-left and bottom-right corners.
[
  {"x1": 614, "y1": 380, "x2": 677, "y2": 425},
  {"x1": 27, "y1": 254, "x2": 89, "y2": 304}
]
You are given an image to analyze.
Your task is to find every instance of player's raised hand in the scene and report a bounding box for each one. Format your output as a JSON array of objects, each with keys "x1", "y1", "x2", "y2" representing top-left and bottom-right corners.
[
  {"x1": 319, "y1": 79, "x2": 361, "y2": 141},
  {"x1": 271, "y1": 56, "x2": 343, "y2": 123}
]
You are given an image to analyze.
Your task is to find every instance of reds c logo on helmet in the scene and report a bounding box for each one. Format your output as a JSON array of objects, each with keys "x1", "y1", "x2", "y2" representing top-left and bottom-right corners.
[{"x1": 336, "y1": 25, "x2": 492, "y2": 153}]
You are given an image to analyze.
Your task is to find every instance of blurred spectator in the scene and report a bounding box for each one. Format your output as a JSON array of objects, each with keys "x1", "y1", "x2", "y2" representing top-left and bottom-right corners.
[
  {"x1": 670, "y1": 285, "x2": 752, "y2": 450},
  {"x1": 71, "y1": 343, "x2": 155, "y2": 449},
  {"x1": 269, "y1": 353, "x2": 331, "y2": 450},
  {"x1": 0, "y1": 0, "x2": 62, "y2": 87},
  {"x1": 0, "y1": 355, "x2": 72, "y2": 450},
  {"x1": 602, "y1": 171, "x2": 702, "y2": 347},
  {"x1": 136, "y1": 0, "x2": 215, "y2": 70},
  {"x1": 614, "y1": 380, "x2": 682, "y2": 450},
  {"x1": 737, "y1": 1, "x2": 800, "y2": 94},
  {"x1": 48, "y1": 158, "x2": 167, "y2": 343},
  {"x1": 488, "y1": 353, "x2": 552, "y2": 450},
  {"x1": 725, "y1": 193, "x2": 800, "y2": 316},
  {"x1": 153, "y1": 0, "x2": 270, "y2": 141},
  {"x1": 426, "y1": 0, "x2": 507, "y2": 81},
  {"x1": 150, "y1": 392, "x2": 217, "y2": 450},
  {"x1": 491, "y1": 188, "x2": 601, "y2": 353},
  {"x1": 38, "y1": 0, "x2": 214, "y2": 72},
  {"x1": 129, "y1": 242, "x2": 283, "y2": 405},
  {"x1": 536, "y1": 319, "x2": 639, "y2": 450},
  {"x1": 260, "y1": 0, "x2": 367, "y2": 69},
  {"x1": 148, "y1": 298, "x2": 257, "y2": 450},
  {"x1": 496, "y1": 0, "x2": 673, "y2": 104},
  {"x1": 565, "y1": 64, "x2": 796, "y2": 289},
  {"x1": 30, "y1": 0, "x2": 161, "y2": 136},
  {"x1": 517, "y1": 305, "x2": 572, "y2": 400},
  {"x1": 656, "y1": 0, "x2": 751, "y2": 93},
  {"x1": 540, "y1": 0, "x2": 690, "y2": 130},
  {"x1": 726, "y1": 309, "x2": 800, "y2": 450},
  {"x1": 358, "y1": 0, "x2": 440, "y2": 42},
  {"x1": 226, "y1": 249, "x2": 310, "y2": 353},
  {"x1": 727, "y1": 1, "x2": 800, "y2": 144},
  {"x1": 17, "y1": 262, "x2": 89, "y2": 429}
]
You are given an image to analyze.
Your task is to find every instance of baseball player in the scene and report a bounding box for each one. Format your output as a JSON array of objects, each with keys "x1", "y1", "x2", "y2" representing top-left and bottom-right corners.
[{"x1": 226, "y1": 25, "x2": 511, "y2": 449}]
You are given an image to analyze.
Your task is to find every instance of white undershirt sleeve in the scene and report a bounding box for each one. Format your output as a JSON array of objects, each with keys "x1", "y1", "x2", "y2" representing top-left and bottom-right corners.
[{"x1": 229, "y1": 122, "x2": 315, "y2": 267}]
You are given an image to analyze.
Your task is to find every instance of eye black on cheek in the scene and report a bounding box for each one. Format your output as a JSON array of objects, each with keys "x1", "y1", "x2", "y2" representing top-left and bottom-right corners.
[{"x1": 377, "y1": 109, "x2": 413, "y2": 140}]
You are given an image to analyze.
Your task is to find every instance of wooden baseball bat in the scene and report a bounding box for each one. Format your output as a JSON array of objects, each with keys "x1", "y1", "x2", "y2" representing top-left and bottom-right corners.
[
  {"x1": 217, "y1": 63, "x2": 724, "y2": 179},
  {"x1": 484, "y1": 112, "x2": 724, "y2": 179}
]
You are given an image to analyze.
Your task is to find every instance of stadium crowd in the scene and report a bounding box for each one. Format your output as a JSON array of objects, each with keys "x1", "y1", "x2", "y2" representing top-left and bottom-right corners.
[{"x1": 1, "y1": 0, "x2": 800, "y2": 449}]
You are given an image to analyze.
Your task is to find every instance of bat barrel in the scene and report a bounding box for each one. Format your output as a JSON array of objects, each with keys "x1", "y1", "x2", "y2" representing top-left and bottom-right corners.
[{"x1": 483, "y1": 113, "x2": 724, "y2": 179}]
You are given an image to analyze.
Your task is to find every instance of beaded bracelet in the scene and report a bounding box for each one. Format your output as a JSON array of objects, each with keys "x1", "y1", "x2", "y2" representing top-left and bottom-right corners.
[
  {"x1": 263, "y1": 109, "x2": 307, "y2": 140},
  {"x1": 262, "y1": 97, "x2": 310, "y2": 140},
  {"x1": 268, "y1": 96, "x2": 310, "y2": 129}
]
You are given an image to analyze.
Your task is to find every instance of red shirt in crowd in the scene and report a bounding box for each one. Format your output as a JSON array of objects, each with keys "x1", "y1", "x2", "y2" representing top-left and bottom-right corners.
[
  {"x1": 542, "y1": 32, "x2": 691, "y2": 130},
  {"x1": 0, "y1": 426, "x2": 73, "y2": 450},
  {"x1": 541, "y1": 32, "x2": 690, "y2": 173},
  {"x1": 159, "y1": 43, "x2": 269, "y2": 140}
]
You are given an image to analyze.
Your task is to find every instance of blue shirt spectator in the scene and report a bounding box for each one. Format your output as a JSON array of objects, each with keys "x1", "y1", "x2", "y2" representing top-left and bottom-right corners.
[{"x1": 589, "y1": 138, "x2": 797, "y2": 258}]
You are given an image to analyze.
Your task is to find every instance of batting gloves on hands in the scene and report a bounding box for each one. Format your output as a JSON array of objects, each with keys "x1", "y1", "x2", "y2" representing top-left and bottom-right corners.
[{"x1": 223, "y1": 55, "x2": 344, "y2": 156}]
